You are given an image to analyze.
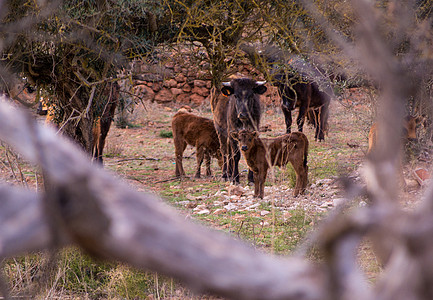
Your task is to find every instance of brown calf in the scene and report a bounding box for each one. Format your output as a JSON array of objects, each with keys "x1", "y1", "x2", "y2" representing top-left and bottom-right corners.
[
  {"x1": 172, "y1": 111, "x2": 223, "y2": 178},
  {"x1": 367, "y1": 115, "x2": 420, "y2": 189},
  {"x1": 367, "y1": 115, "x2": 418, "y2": 155},
  {"x1": 231, "y1": 130, "x2": 309, "y2": 198}
]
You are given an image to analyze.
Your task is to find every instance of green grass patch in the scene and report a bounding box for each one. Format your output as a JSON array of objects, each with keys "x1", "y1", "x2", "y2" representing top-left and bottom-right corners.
[{"x1": 159, "y1": 130, "x2": 173, "y2": 138}]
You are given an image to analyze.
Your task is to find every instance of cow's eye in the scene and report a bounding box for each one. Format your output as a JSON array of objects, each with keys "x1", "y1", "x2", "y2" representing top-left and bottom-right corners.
[{"x1": 26, "y1": 86, "x2": 35, "y2": 93}]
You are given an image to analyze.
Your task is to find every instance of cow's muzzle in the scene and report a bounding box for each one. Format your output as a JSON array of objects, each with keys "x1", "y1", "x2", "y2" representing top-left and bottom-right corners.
[
  {"x1": 238, "y1": 113, "x2": 248, "y2": 121},
  {"x1": 241, "y1": 145, "x2": 248, "y2": 151}
]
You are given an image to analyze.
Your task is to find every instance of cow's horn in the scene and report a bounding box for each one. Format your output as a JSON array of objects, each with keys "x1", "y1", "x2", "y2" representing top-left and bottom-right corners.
[
  {"x1": 256, "y1": 81, "x2": 266, "y2": 85},
  {"x1": 222, "y1": 82, "x2": 231, "y2": 87}
]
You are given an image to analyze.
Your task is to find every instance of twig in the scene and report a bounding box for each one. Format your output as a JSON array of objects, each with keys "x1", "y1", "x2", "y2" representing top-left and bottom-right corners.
[
  {"x1": 116, "y1": 157, "x2": 160, "y2": 163},
  {"x1": 154, "y1": 177, "x2": 181, "y2": 184}
]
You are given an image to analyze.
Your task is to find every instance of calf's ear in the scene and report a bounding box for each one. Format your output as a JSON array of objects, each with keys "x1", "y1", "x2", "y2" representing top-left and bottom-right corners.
[
  {"x1": 221, "y1": 83, "x2": 234, "y2": 96},
  {"x1": 230, "y1": 131, "x2": 238, "y2": 140},
  {"x1": 253, "y1": 82, "x2": 267, "y2": 95}
]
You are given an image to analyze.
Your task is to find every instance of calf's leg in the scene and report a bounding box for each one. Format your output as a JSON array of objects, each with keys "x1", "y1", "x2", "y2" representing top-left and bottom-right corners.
[
  {"x1": 195, "y1": 146, "x2": 205, "y2": 178},
  {"x1": 290, "y1": 159, "x2": 308, "y2": 197},
  {"x1": 205, "y1": 151, "x2": 212, "y2": 177},
  {"x1": 254, "y1": 168, "x2": 267, "y2": 199},
  {"x1": 175, "y1": 140, "x2": 187, "y2": 177}
]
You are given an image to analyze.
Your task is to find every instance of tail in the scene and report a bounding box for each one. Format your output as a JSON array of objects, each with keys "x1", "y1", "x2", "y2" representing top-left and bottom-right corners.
[{"x1": 303, "y1": 135, "x2": 309, "y2": 168}]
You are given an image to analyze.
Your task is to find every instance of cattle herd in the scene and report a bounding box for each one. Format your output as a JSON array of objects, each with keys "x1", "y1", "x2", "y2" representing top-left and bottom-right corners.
[
  {"x1": 170, "y1": 76, "x2": 422, "y2": 198},
  {"x1": 31, "y1": 75, "x2": 419, "y2": 199},
  {"x1": 172, "y1": 77, "x2": 325, "y2": 199}
]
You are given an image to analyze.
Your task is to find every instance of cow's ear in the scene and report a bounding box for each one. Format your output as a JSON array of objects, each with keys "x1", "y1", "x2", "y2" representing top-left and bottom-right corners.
[
  {"x1": 221, "y1": 86, "x2": 234, "y2": 97},
  {"x1": 253, "y1": 83, "x2": 267, "y2": 95},
  {"x1": 230, "y1": 131, "x2": 238, "y2": 140}
]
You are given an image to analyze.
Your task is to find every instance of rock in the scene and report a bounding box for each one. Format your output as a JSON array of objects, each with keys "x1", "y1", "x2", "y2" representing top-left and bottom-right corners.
[
  {"x1": 406, "y1": 179, "x2": 420, "y2": 190},
  {"x1": 152, "y1": 82, "x2": 162, "y2": 92},
  {"x1": 163, "y1": 79, "x2": 178, "y2": 88},
  {"x1": 186, "y1": 202, "x2": 197, "y2": 209},
  {"x1": 193, "y1": 204, "x2": 207, "y2": 211},
  {"x1": 190, "y1": 94, "x2": 205, "y2": 105},
  {"x1": 260, "y1": 210, "x2": 270, "y2": 216},
  {"x1": 186, "y1": 194, "x2": 197, "y2": 201},
  {"x1": 359, "y1": 200, "x2": 368, "y2": 207},
  {"x1": 176, "y1": 93, "x2": 190, "y2": 104},
  {"x1": 175, "y1": 73, "x2": 187, "y2": 82},
  {"x1": 194, "y1": 80, "x2": 207, "y2": 87},
  {"x1": 228, "y1": 185, "x2": 245, "y2": 196},
  {"x1": 195, "y1": 209, "x2": 210, "y2": 215},
  {"x1": 134, "y1": 85, "x2": 154, "y2": 102},
  {"x1": 213, "y1": 208, "x2": 227, "y2": 215},
  {"x1": 413, "y1": 168, "x2": 430, "y2": 186},
  {"x1": 320, "y1": 201, "x2": 334, "y2": 208},
  {"x1": 333, "y1": 198, "x2": 346, "y2": 207},
  {"x1": 164, "y1": 62, "x2": 174, "y2": 69},
  {"x1": 224, "y1": 203, "x2": 238, "y2": 211},
  {"x1": 192, "y1": 86, "x2": 209, "y2": 97},
  {"x1": 182, "y1": 84, "x2": 192, "y2": 93},
  {"x1": 171, "y1": 88, "x2": 183, "y2": 95}
]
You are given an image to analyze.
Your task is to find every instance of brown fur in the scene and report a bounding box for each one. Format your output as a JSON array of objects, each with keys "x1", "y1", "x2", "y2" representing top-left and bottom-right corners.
[
  {"x1": 231, "y1": 130, "x2": 309, "y2": 198},
  {"x1": 172, "y1": 111, "x2": 223, "y2": 178},
  {"x1": 367, "y1": 115, "x2": 418, "y2": 155},
  {"x1": 367, "y1": 115, "x2": 420, "y2": 189}
]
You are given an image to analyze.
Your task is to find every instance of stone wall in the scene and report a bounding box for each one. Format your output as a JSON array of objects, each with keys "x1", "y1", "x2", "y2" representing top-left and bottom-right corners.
[{"x1": 130, "y1": 46, "x2": 280, "y2": 108}]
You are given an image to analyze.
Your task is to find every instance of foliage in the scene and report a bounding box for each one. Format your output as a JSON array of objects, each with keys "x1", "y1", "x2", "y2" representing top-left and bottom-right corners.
[{"x1": 1, "y1": 0, "x2": 170, "y2": 153}]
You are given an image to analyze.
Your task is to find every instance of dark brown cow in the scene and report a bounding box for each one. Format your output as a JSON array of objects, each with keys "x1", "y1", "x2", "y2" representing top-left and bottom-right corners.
[
  {"x1": 231, "y1": 130, "x2": 309, "y2": 198},
  {"x1": 277, "y1": 74, "x2": 330, "y2": 141},
  {"x1": 172, "y1": 110, "x2": 223, "y2": 178},
  {"x1": 212, "y1": 78, "x2": 267, "y2": 183}
]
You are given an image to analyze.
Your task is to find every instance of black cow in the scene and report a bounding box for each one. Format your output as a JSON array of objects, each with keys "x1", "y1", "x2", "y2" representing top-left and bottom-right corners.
[
  {"x1": 212, "y1": 78, "x2": 267, "y2": 184},
  {"x1": 277, "y1": 73, "x2": 330, "y2": 141},
  {"x1": 240, "y1": 43, "x2": 332, "y2": 141}
]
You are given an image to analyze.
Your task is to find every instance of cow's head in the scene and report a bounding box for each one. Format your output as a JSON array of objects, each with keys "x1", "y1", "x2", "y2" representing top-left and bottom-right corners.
[
  {"x1": 404, "y1": 115, "x2": 421, "y2": 142},
  {"x1": 230, "y1": 129, "x2": 259, "y2": 152},
  {"x1": 221, "y1": 79, "x2": 267, "y2": 122}
]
